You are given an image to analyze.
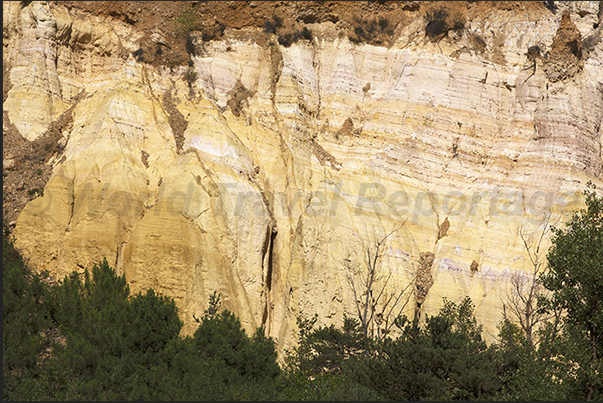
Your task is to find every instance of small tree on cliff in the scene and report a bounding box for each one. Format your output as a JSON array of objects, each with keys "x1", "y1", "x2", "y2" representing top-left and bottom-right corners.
[
  {"x1": 344, "y1": 222, "x2": 413, "y2": 343},
  {"x1": 503, "y1": 214, "x2": 562, "y2": 348}
]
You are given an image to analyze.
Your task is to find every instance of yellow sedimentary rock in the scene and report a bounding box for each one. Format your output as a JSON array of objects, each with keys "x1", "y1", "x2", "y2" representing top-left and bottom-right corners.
[{"x1": 6, "y1": 1, "x2": 603, "y2": 357}]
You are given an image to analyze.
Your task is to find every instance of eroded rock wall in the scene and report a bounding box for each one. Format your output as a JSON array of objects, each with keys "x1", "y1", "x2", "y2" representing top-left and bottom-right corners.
[{"x1": 4, "y1": 1, "x2": 603, "y2": 355}]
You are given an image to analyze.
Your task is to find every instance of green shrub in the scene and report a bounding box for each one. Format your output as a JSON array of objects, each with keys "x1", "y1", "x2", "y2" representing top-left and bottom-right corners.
[
  {"x1": 300, "y1": 26, "x2": 312, "y2": 41},
  {"x1": 264, "y1": 15, "x2": 283, "y2": 34},
  {"x1": 3, "y1": 223, "x2": 53, "y2": 400},
  {"x1": 175, "y1": 8, "x2": 200, "y2": 37},
  {"x1": 287, "y1": 296, "x2": 504, "y2": 401},
  {"x1": 276, "y1": 372, "x2": 387, "y2": 401},
  {"x1": 200, "y1": 23, "x2": 225, "y2": 43},
  {"x1": 183, "y1": 67, "x2": 198, "y2": 84},
  {"x1": 264, "y1": 14, "x2": 312, "y2": 48},
  {"x1": 2, "y1": 232, "x2": 285, "y2": 401},
  {"x1": 132, "y1": 48, "x2": 144, "y2": 62},
  {"x1": 378, "y1": 17, "x2": 389, "y2": 30},
  {"x1": 348, "y1": 16, "x2": 395, "y2": 46},
  {"x1": 451, "y1": 12, "x2": 466, "y2": 31},
  {"x1": 264, "y1": 19, "x2": 277, "y2": 34},
  {"x1": 193, "y1": 292, "x2": 281, "y2": 381},
  {"x1": 272, "y1": 15, "x2": 283, "y2": 28},
  {"x1": 27, "y1": 188, "x2": 44, "y2": 197},
  {"x1": 425, "y1": 9, "x2": 449, "y2": 39},
  {"x1": 424, "y1": 8, "x2": 465, "y2": 40},
  {"x1": 278, "y1": 32, "x2": 295, "y2": 47},
  {"x1": 185, "y1": 33, "x2": 195, "y2": 55},
  {"x1": 276, "y1": 28, "x2": 313, "y2": 48}
]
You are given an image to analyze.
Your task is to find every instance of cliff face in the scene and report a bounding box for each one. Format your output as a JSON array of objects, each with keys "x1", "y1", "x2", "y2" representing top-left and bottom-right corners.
[{"x1": 4, "y1": 1, "x2": 603, "y2": 355}]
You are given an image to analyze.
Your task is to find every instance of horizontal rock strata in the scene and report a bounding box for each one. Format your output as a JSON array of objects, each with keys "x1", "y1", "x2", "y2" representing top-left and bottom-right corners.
[{"x1": 4, "y1": 1, "x2": 603, "y2": 355}]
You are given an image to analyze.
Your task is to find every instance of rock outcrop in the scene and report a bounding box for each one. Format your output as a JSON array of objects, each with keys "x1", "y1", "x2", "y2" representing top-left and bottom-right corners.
[{"x1": 4, "y1": 1, "x2": 603, "y2": 356}]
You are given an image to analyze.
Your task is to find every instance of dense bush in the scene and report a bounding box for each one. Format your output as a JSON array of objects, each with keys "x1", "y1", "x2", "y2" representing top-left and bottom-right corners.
[
  {"x1": 425, "y1": 9, "x2": 449, "y2": 39},
  {"x1": 3, "y1": 222, "x2": 53, "y2": 400},
  {"x1": 183, "y1": 66, "x2": 198, "y2": 85},
  {"x1": 2, "y1": 226, "x2": 283, "y2": 400},
  {"x1": 288, "y1": 297, "x2": 503, "y2": 400},
  {"x1": 264, "y1": 14, "x2": 312, "y2": 48},
  {"x1": 174, "y1": 8, "x2": 201, "y2": 37},
  {"x1": 264, "y1": 15, "x2": 282, "y2": 34},
  {"x1": 424, "y1": 8, "x2": 465, "y2": 41},
  {"x1": 348, "y1": 16, "x2": 395, "y2": 46},
  {"x1": 193, "y1": 292, "x2": 280, "y2": 381}
]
